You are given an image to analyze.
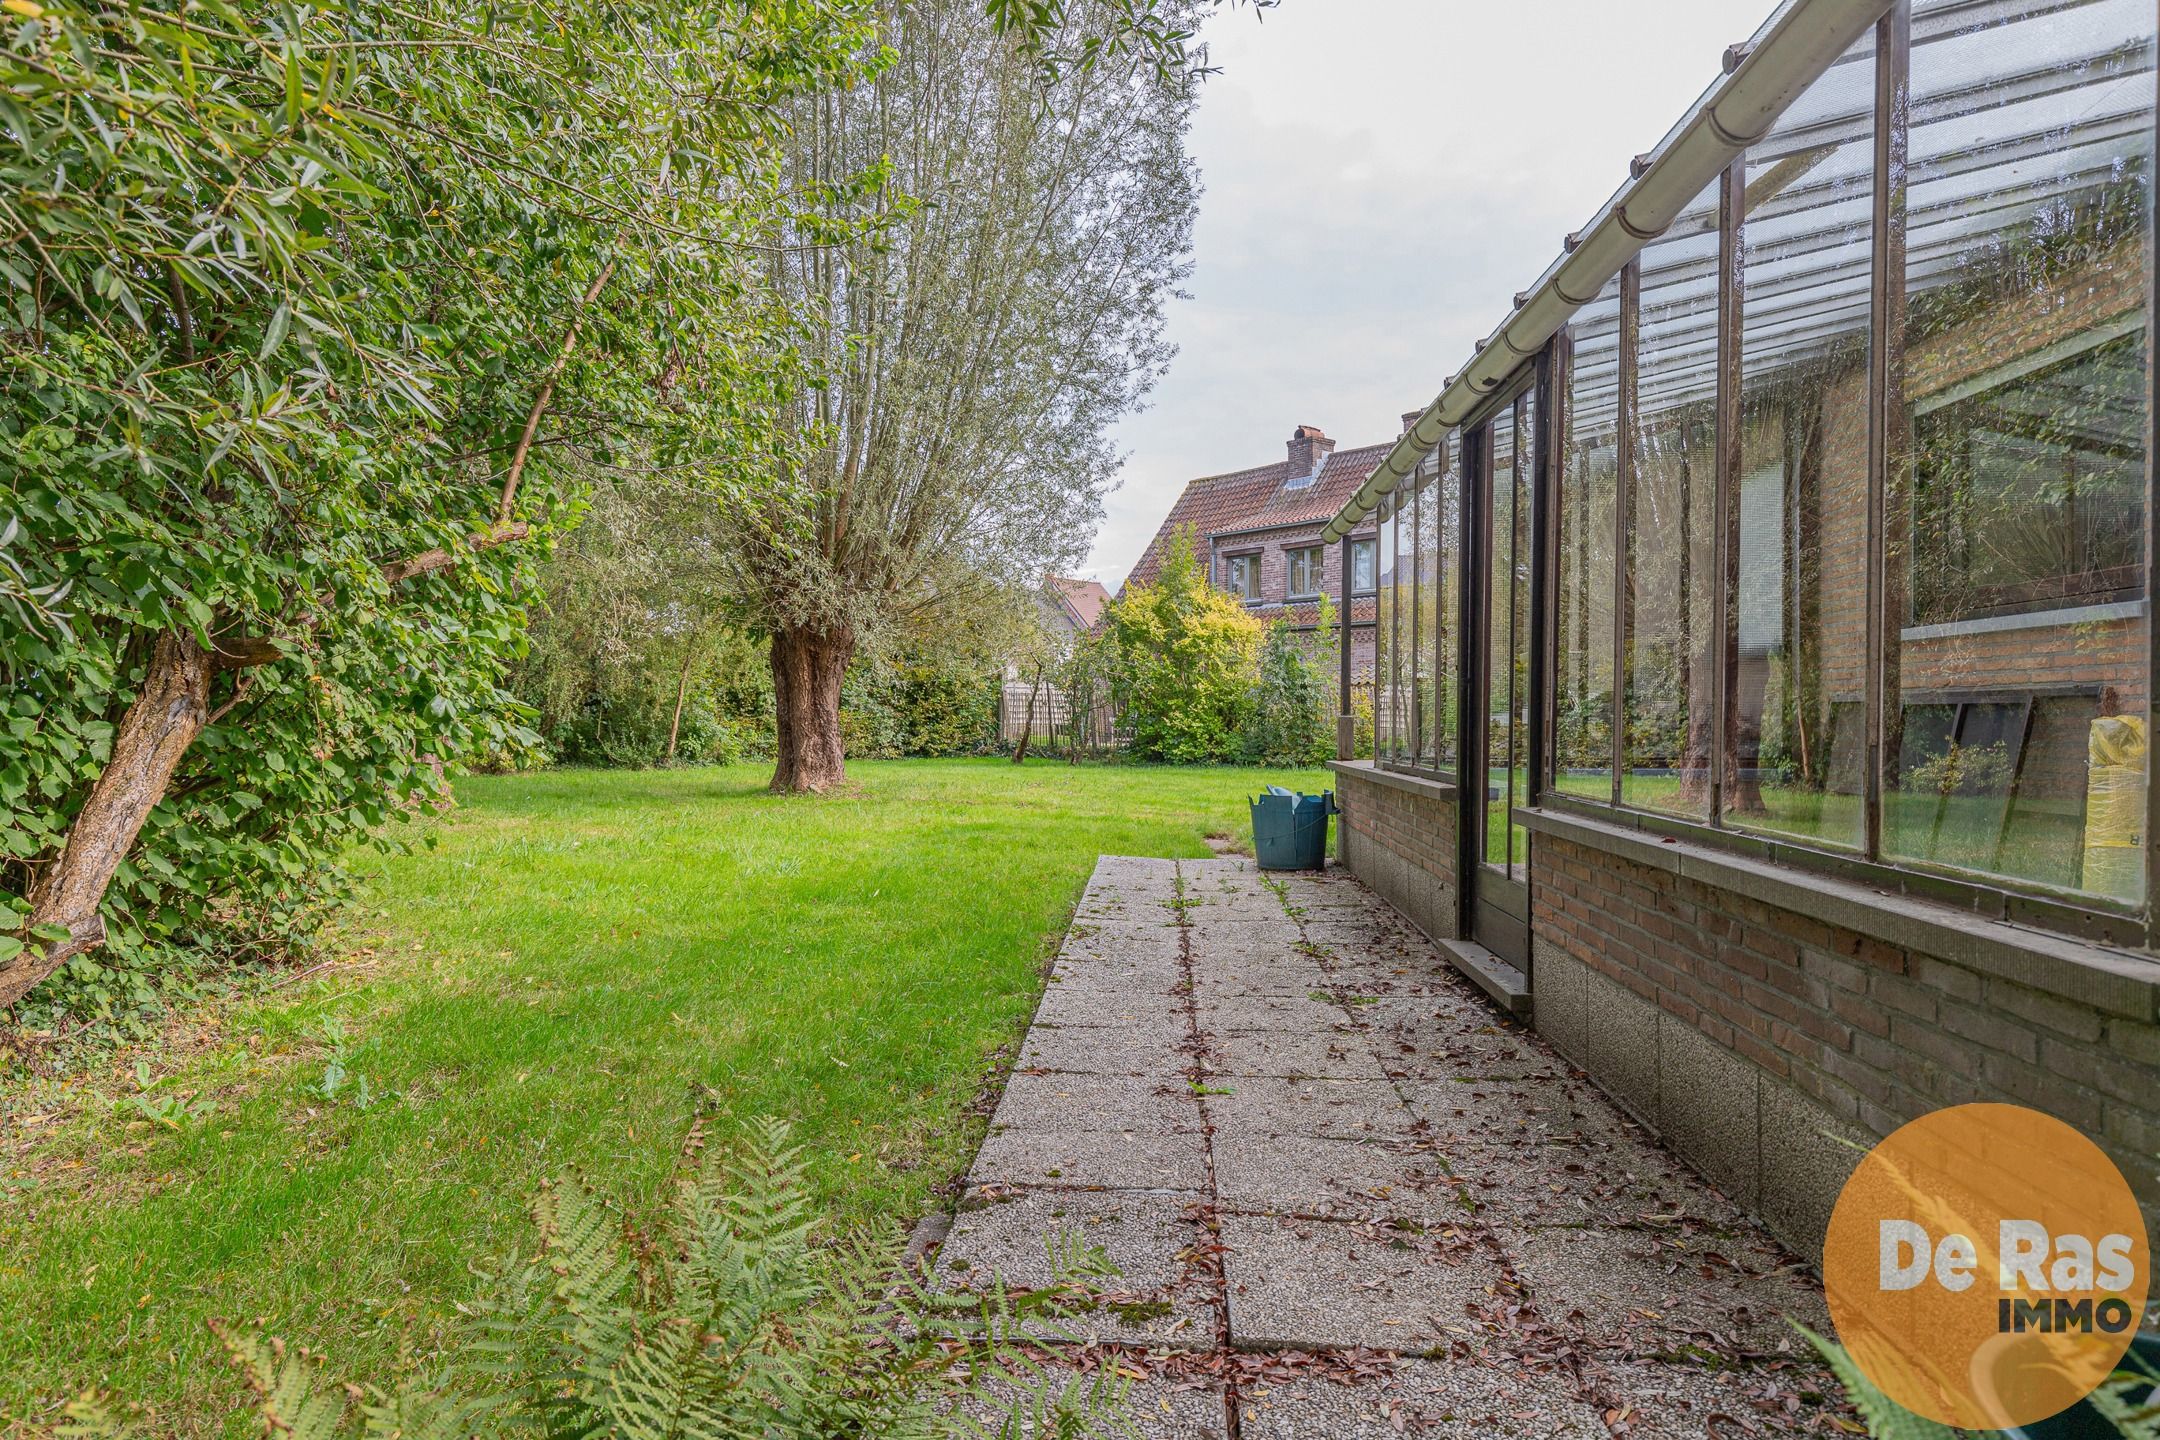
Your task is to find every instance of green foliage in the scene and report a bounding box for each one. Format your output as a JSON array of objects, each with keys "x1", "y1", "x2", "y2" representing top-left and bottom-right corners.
[
  {"x1": 1242, "y1": 623, "x2": 1333, "y2": 766},
  {"x1": 1099, "y1": 530, "x2": 1263, "y2": 763},
  {"x1": 1798, "y1": 1328, "x2": 1972, "y2": 1440},
  {"x1": 1903, "y1": 741, "x2": 2014, "y2": 799},
  {"x1": 840, "y1": 656, "x2": 1000, "y2": 761},
  {"x1": 63, "y1": 1119, "x2": 1133, "y2": 1440},
  {"x1": 1, "y1": 0, "x2": 879, "y2": 1017},
  {"x1": 1803, "y1": 1324, "x2": 2160, "y2": 1440}
]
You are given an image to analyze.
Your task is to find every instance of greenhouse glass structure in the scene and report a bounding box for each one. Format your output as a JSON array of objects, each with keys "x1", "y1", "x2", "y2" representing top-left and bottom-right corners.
[{"x1": 1322, "y1": 0, "x2": 2160, "y2": 1257}]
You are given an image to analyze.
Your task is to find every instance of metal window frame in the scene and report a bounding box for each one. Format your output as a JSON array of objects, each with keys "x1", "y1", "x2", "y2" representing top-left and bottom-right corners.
[
  {"x1": 1535, "y1": 0, "x2": 2155, "y2": 948},
  {"x1": 1373, "y1": 448, "x2": 1462, "y2": 783}
]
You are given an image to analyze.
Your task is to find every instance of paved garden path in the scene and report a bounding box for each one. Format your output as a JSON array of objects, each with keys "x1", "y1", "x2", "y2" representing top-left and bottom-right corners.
[{"x1": 928, "y1": 857, "x2": 1855, "y2": 1439}]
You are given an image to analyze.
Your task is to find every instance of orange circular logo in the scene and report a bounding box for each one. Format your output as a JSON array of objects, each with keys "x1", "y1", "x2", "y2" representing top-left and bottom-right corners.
[{"x1": 1823, "y1": 1103, "x2": 2149, "y2": 1429}]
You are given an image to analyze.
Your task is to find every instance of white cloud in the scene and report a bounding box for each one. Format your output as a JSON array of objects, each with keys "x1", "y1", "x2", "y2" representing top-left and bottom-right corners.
[{"x1": 1082, "y1": 0, "x2": 1755, "y2": 588}]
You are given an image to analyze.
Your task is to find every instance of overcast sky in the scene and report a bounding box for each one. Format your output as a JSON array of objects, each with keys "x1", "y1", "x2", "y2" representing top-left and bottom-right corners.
[{"x1": 1082, "y1": 0, "x2": 1755, "y2": 588}]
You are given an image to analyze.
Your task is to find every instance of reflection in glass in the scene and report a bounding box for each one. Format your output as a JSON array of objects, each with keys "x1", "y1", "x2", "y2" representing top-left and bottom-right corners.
[
  {"x1": 1375, "y1": 505, "x2": 1396, "y2": 760},
  {"x1": 1890, "y1": 0, "x2": 2152, "y2": 902},
  {"x1": 1485, "y1": 396, "x2": 1534, "y2": 873},
  {"x1": 1725, "y1": 31, "x2": 1875, "y2": 849},
  {"x1": 1558, "y1": 277, "x2": 1621, "y2": 799},
  {"x1": 1624, "y1": 179, "x2": 1722, "y2": 819}
]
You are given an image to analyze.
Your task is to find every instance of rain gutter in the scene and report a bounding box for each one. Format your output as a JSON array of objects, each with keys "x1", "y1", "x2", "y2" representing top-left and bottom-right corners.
[{"x1": 1319, "y1": 0, "x2": 1894, "y2": 544}]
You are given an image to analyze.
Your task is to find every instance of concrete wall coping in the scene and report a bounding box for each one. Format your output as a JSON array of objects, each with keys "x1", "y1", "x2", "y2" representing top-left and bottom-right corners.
[
  {"x1": 1328, "y1": 760, "x2": 1458, "y2": 804},
  {"x1": 1516, "y1": 804, "x2": 2160, "y2": 1022}
]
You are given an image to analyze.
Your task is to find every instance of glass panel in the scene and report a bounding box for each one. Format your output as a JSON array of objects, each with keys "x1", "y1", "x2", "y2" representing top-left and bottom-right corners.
[
  {"x1": 1624, "y1": 177, "x2": 1723, "y2": 818},
  {"x1": 1408, "y1": 480, "x2": 1425, "y2": 762},
  {"x1": 1485, "y1": 396, "x2": 1534, "y2": 873},
  {"x1": 1375, "y1": 506, "x2": 1396, "y2": 762},
  {"x1": 1725, "y1": 30, "x2": 1876, "y2": 849},
  {"x1": 1892, "y1": 0, "x2": 2153, "y2": 904},
  {"x1": 1415, "y1": 471, "x2": 1440, "y2": 767},
  {"x1": 1435, "y1": 433, "x2": 1462, "y2": 774},
  {"x1": 1558, "y1": 275, "x2": 1622, "y2": 799}
]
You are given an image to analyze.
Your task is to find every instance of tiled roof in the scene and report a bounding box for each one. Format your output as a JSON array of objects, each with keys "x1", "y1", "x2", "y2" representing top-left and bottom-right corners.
[
  {"x1": 1048, "y1": 576, "x2": 1111, "y2": 630},
  {"x1": 1124, "y1": 441, "x2": 1388, "y2": 591}
]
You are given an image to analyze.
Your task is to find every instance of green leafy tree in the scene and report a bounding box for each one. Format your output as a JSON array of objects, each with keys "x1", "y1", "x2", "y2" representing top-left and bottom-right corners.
[
  {"x1": 1242, "y1": 621, "x2": 1332, "y2": 766},
  {"x1": 713, "y1": 0, "x2": 1200, "y2": 792},
  {"x1": 1100, "y1": 528, "x2": 1261, "y2": 762},
  {"x1": 0, "y1": 0, "x2": 879, "y2": 1011},
  {"x1": 61, "y1": 1120, "x2": 1135, "y2": 1440}
]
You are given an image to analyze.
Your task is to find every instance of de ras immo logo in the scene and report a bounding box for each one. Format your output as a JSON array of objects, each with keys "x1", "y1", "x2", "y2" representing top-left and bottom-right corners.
[{"x1": 1822, "y1": 1103, "x2": 2151, "y2": 1429}]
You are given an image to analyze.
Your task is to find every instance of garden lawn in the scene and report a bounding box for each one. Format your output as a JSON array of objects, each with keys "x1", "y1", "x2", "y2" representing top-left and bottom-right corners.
[{"x1": 0, "y1": 759, "x2": 1328, "y2": 1435}]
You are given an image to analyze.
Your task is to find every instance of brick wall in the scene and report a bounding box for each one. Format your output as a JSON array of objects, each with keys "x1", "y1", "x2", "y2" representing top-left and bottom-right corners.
[
  {"x1": 1334, "y1": 766, "x2": 1458, "y2": 944},
  {"x1": 1530, "y1": 832, "x2": 2160, "y2": 1258},
  {"x1": 1212, "y1": 524, "x2": 1373, "y2": 613}
]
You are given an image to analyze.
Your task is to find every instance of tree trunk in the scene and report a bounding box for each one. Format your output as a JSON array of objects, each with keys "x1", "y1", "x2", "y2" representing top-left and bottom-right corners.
[
  {"x1": 769, "y1": 624, "x2": 853, "y2": 793},
  {"x1": 1013, "y1": 664, "x2": 1045, "y2": 764},
  {"x1": 665, "y1": 645, "x2": 694, "y2": 766},
  {"x1": 2, "y1": 630, "x2": 213, "y2": 1009}
]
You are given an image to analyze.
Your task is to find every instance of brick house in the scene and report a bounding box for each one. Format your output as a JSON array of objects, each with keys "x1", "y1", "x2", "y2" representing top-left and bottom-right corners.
[{"x1": 1124, "y1": 425, "x2": 1387, "y2": 679}]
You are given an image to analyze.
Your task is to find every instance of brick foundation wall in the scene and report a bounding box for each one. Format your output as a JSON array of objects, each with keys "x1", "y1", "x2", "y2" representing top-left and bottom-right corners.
[
  {"x1": 1333, "y1": 765, "x2": 1458, "y2": 944},
  {"x1": 1529, "y1": 832, "x2": 2160, "y2": 1260}
]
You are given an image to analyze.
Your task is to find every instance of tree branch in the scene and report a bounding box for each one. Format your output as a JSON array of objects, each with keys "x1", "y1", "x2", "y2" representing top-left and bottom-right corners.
[{"x1": 499, "y1": 260, "x2": 617, "y2": 524}]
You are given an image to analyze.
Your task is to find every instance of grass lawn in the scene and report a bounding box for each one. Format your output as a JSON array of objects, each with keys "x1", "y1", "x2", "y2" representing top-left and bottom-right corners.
[{"x1": 0, "y1": 758, "x2": 1328, "y2": 1435}]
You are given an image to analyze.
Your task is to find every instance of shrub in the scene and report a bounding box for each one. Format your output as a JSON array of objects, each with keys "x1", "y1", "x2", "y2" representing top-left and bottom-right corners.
[
  {"x1": 1099, "y1": 530, "x2": 1262, "y2": 763},
  {"x1": 63, "y1": 1120, "x2": 1131, "y2": 1440},
  {"x1": 1242, "y1": 623, "x2": 1334, "y2": 766}
]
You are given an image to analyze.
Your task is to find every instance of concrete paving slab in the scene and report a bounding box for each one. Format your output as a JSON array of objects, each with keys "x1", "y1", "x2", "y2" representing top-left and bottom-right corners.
[
  {"x1": 1017, "y1": 1023, "x2": 1193, "y2": 1076},
  {"x1": 1237, "y1": 1359, "x2": 1605, "y2": 1440},
  {"x1": 1442, "y1": 1133, "x2": 1753, "y2": 1232},
  {"x1": 1206, "y1": 1028, "x2": 1389, "y2": 1082},
  {"x1": 1185, "y1": 920, "x2": 1307, "y2": 962},
  {"x1": 927, "y1": 854, "x2": 1845, "y2": 1426},
  {"x1": 1269, "y1": 872, "x2": 1385, "y2": 911},
  {"x1": 1203, "y1": 1076, "x2": 1415, "y2": 1141},
  {"x1": 1220, "y1": 1214, "x2": 1508, "y2": 1352},
  {"x1": 1380, "y1": 1024, "x2": 1574, "y2": 1084},
  {"x1": 970, "y1": 1127, "x2": 1210, "y2": 1194},
  {"x1": 1193, "y1": 989, "x2": 1353, "y2": 1035},
  {"x1": 935, "y1": 1191, "x2": 1216, "y2": 1348},
  {"x1": 1033, "y1": 981, "x2": 1185, "y2": 1031},
  {"x1": 1405, "y1": 1079, "x2": 1644, "y2": 1151},
  {"x1": 1580, "y1": 1357, "x2": 1855, "y2": 1437},
  {"x1": 961, "y1": 1376, "x2": 1229, "y2": 1440},
  {"x1": 1063, "y1": 919, "x2": 1188, "y2": 956},
  {"x1": 1496, "y1": 1225, "x2": 1829, "y2": 1360},
  {"x1": 992, "y1": 1070, "x2": 1206, "y2": 1137},
  {"x1": 1213, "y1": 1132, "x2": 1467, "y2": 1224},
  {"x1": 1046, "y1": 954, "x2": 1188, "y2": 995},
  {"x1": 1191, "y1": 963, "x2": 1335, "y2": 1002}
]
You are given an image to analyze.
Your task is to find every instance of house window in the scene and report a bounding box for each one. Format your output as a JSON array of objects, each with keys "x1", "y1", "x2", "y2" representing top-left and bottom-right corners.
[
  {"x1": 1351, "y1": 538, "x2": 1376, "y2": 593},
  {"x1": 1223, "y1": 552, "x2": 1261, "y2": 602},
  {"x1": 1910, "y1": 328, "x2": 2145, "y2": 626},
  {"x1": 1286, "y1": 546, "x2": 1323, "y2": 599}
]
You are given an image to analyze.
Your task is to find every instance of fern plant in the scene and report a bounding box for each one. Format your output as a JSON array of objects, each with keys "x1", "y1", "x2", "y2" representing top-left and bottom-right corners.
[
  {"x1": 61, "y1": 1119, "x2": 1135, "y2": 1440},
  {"x1": 1801, "y1": 1325, "x2": 2160, "y2": 1440}
]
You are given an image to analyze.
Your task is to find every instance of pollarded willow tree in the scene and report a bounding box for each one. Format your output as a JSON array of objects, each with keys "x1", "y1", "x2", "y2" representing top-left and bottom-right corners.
[
  {"x1": 0, "y1": 0, "x2": 881, "y2": 1011},
  {"x1": 721, "y1": 0, "x2": 1201, "y2": 792}
]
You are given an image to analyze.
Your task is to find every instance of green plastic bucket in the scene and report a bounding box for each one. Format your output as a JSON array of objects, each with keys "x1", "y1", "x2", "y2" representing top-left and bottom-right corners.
[{"x1": 1251, "y1": 787, "x2": 1334, "y2": 870}]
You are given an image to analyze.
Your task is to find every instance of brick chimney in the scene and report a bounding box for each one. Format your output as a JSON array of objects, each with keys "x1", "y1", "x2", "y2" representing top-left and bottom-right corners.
[{"x1": 1284, "y1": 424, "x2": 1335, "y2": 486}]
